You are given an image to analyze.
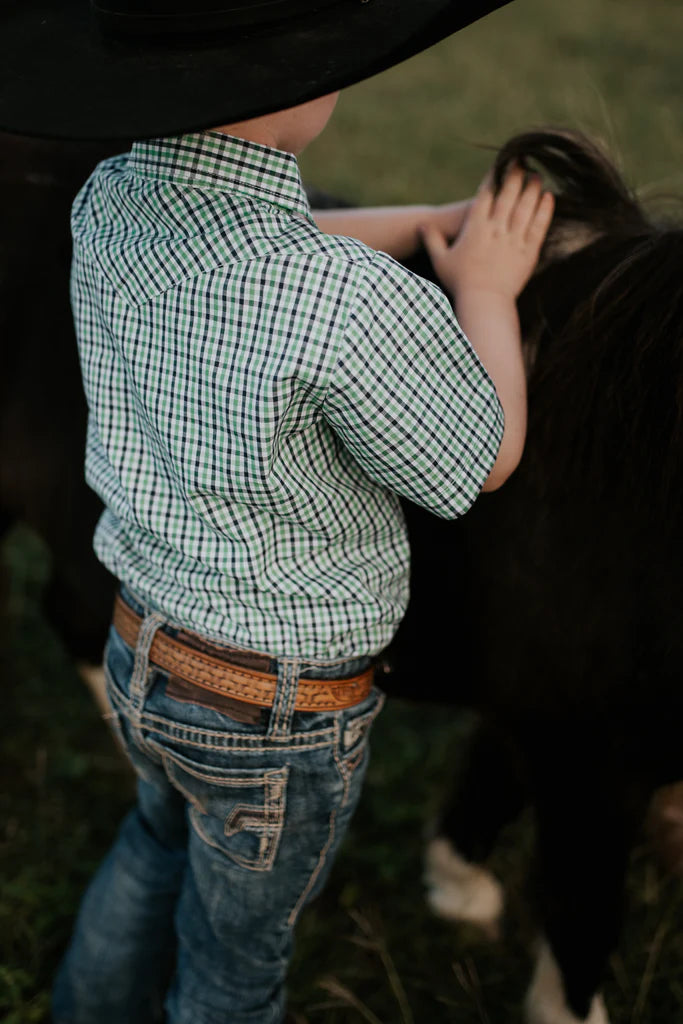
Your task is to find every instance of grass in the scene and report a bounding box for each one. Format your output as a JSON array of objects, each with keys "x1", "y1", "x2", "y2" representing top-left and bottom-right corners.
[{"x1": 4, "y1": 0, "x2": 683, "y2": 1019}]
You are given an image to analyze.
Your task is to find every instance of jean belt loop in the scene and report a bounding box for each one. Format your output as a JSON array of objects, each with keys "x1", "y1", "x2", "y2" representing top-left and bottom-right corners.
[
  {"x1": 266, "y1": 658, "x2": 300, "y2": 739},
  {"x1": 129, "y1": 610, "x2": 166, "y2": 715}
]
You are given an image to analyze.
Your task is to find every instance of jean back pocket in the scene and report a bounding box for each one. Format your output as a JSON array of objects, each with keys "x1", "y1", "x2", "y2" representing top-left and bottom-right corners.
[{"x1": 154, "y1": 744, "x2": 289, "y2": 872}]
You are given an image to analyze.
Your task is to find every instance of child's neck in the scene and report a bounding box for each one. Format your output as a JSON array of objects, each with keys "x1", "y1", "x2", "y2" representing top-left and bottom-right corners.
[
  {"x1": 213, "y1": 119, "x2": 287, "y2": 153},
  {"x1": 213, "y1": 92, "x2": 339, "y2": 156}
]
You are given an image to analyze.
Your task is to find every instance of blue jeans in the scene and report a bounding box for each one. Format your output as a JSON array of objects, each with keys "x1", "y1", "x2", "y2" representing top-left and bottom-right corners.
[{"x1": 53, "y1": 588, "x2": 384, "y2": 1024}]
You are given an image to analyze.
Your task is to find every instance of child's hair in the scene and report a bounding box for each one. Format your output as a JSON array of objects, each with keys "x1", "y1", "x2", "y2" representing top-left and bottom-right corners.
[{"x1": 493, "y1": 129, "x2": 683, "y2": 511}]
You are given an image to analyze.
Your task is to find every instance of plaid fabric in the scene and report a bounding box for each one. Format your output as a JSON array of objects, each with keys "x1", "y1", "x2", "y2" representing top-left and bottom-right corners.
[{"x1": 72, "y1": 131, "x2": 503, "y2": 659}]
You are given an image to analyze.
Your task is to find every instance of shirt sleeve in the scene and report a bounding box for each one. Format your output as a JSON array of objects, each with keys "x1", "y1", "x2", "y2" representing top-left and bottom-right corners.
[{"x1": 323, "y1": 250, "x2": 505, "y2": 518}]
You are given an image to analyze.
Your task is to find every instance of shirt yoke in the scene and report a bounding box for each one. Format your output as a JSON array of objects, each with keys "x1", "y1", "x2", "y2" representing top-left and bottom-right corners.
[{"x1": 72, "y1": 153, "x2": 379, "y2": 311}]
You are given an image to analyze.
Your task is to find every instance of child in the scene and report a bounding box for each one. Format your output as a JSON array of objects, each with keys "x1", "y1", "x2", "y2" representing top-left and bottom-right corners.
[{"x1": 2, "y1": 3, "x2": 552, "y2": 1023}]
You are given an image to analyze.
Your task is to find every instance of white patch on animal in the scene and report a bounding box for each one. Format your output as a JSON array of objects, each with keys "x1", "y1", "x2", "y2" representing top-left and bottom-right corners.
[
  {"x1": 424, "y1": 837, "x2": 504, "y2": 939},
  {"x1": 77, "y1": 662, "x2": 126, "y2": 754},
  {"x1": 525, "y1": 940, "x2": 610, "y2": 1024},
  {"x1": 77, "y1": 662, "x2": 109, "y2": 716}
]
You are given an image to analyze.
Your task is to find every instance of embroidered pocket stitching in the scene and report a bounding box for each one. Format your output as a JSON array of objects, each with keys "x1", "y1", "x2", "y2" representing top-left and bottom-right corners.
[{"x1": 157, "y1": 749, "x2": 289, "y2": 872}]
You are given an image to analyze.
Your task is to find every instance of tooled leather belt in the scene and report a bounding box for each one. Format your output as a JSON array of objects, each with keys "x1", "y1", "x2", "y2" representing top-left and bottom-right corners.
[{"x1": 112, "y1": 595, "x2": 374, "y2": 713}]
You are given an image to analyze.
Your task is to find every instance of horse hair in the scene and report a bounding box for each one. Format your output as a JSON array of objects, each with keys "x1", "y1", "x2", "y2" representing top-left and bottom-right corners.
[{"x1": 494, "y1": 129, "x2": 683, "y2": 516}]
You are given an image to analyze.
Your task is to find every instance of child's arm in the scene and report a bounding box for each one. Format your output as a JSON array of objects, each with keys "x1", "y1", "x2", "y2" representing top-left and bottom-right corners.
[
  {"x1": 313, "y1": 202, "x2": 469, "y2": 261},
  {"x1": 420, "y1": 167, "x2": 554, "y2": 491}
]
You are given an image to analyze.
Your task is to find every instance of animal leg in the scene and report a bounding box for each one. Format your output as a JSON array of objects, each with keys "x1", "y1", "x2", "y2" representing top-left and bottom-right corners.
[
  {"x1": 525, "y1": 766, "x2": 645, "y2": 1024},
  {"x1": 425, "y1": 720, "x2": 527, "y2": 937}
]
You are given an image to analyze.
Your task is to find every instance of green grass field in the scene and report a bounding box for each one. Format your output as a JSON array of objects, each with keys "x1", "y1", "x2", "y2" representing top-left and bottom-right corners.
[{"x1": 3, "y1": 1, "x2": 683, "y2": 1021}]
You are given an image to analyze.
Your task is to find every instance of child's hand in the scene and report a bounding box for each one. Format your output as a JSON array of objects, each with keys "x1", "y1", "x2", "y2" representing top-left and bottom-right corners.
[
  {"x1": 431, "y1": 199, "x2": 473, "y2": 243},
  {"x1": 420, "y1": 167, "x2": 554, "y2": 301}
]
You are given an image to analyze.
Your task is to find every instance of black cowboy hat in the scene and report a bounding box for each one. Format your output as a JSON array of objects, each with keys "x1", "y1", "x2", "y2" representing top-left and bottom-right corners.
[{"x1": 0, "y1": 0, "x2": 512, "y2": 142}]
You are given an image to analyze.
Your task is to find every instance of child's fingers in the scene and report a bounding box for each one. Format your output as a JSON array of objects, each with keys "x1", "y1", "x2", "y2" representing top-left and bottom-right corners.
[
  {"x1": 470, "y1": 171, "x2": 495, "y2": 220},
  {"x1": 490, "y1": 165, "x2": 524, "y2": 225},
  {"x1": 509, "y1": 175, "x2": 543, "y2": 234},
  {"x1": 419, "y1": 222, "x2": 449, "y2": 264},
  {"x1": 525, "y1": 190, "x2": 555, "y2": 249}
]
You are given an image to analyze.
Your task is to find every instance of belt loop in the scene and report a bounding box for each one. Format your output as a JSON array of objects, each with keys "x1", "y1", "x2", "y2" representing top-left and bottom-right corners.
[
  {"x1": 129, "y1": 610, "x2": 166, "y2": 716},
  {"x1": 266, "y1": 658, "x2": 300, "y2": 739}
]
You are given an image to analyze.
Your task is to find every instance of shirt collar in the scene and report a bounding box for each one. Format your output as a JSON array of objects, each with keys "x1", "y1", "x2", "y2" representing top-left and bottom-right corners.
[{"x1": 128, "y1": 131, "x2": 312, "y2": 219}]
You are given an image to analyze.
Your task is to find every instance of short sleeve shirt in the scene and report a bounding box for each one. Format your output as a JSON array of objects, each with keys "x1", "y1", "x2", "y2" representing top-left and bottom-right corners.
[{"x1": 71, "y1": 131, "x2": 504, "y2": 659}]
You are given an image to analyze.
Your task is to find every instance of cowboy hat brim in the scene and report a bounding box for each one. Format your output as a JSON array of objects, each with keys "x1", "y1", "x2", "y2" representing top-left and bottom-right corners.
[{"x1": 0, "y1": 0, "x2": 512, "y2": 141}]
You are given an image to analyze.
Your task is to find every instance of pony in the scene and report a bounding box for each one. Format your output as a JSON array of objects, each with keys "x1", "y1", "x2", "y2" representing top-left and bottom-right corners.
[{"x1": 387, "y1": 129, "x2": 683, "y2": 1023}]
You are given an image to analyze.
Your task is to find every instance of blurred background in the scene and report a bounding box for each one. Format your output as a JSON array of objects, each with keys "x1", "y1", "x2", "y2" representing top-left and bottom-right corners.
[
  {"x1": 3, "y1": 0, "x2": 683, "y2": 1021},
  {"x1": 301, "y1": 0, "x2": 683, "y2": 203}
]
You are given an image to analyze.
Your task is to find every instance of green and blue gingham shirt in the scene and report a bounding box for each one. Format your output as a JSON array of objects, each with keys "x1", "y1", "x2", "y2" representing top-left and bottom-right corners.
[{"x1": 71, "y1": 131, "x2": 503, "y2": 660}]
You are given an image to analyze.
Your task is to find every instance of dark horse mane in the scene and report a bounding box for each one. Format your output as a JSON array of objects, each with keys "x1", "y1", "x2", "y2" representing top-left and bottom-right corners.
[{"x1": 493, "y1": 129, "x2": 683, "y2": 518}]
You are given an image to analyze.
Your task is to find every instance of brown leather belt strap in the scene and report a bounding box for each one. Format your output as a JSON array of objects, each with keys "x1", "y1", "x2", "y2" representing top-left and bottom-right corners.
[{"x1": 112, "y1": 595, "x2": 374, "y2": 713}]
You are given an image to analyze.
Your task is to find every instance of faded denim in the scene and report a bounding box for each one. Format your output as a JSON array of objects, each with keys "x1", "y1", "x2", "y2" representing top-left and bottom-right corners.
[{"x1": 53, "y1": 588, "x2": 384, "y2": 1024}]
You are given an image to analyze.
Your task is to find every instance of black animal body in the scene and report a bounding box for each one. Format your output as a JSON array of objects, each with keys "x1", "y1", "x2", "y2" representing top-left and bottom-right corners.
[
  {"x1": 0, "y1": 134, "x2": 119, "y2": 664},
  {"x1": 388, "y1": 131, "x2": 683, "y2": 1023}
]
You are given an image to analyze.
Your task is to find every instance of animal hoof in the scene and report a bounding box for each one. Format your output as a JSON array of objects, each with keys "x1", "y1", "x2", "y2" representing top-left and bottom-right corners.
[
  {"x1": 525, "y1": 941, "x2": 610, "y2": 1024},
  {"x1": 77, "y1": 661, "x2": 109, "y2": 716},
  {"x1": 648, "y1": 782, "x2": 683, "y2": 875},
  {"x1": 424, "y1": 836, "x2": 504, "y2": 939},
  {"x1": 77, "y1": 662, "x2": 126, "y2": 754}
]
